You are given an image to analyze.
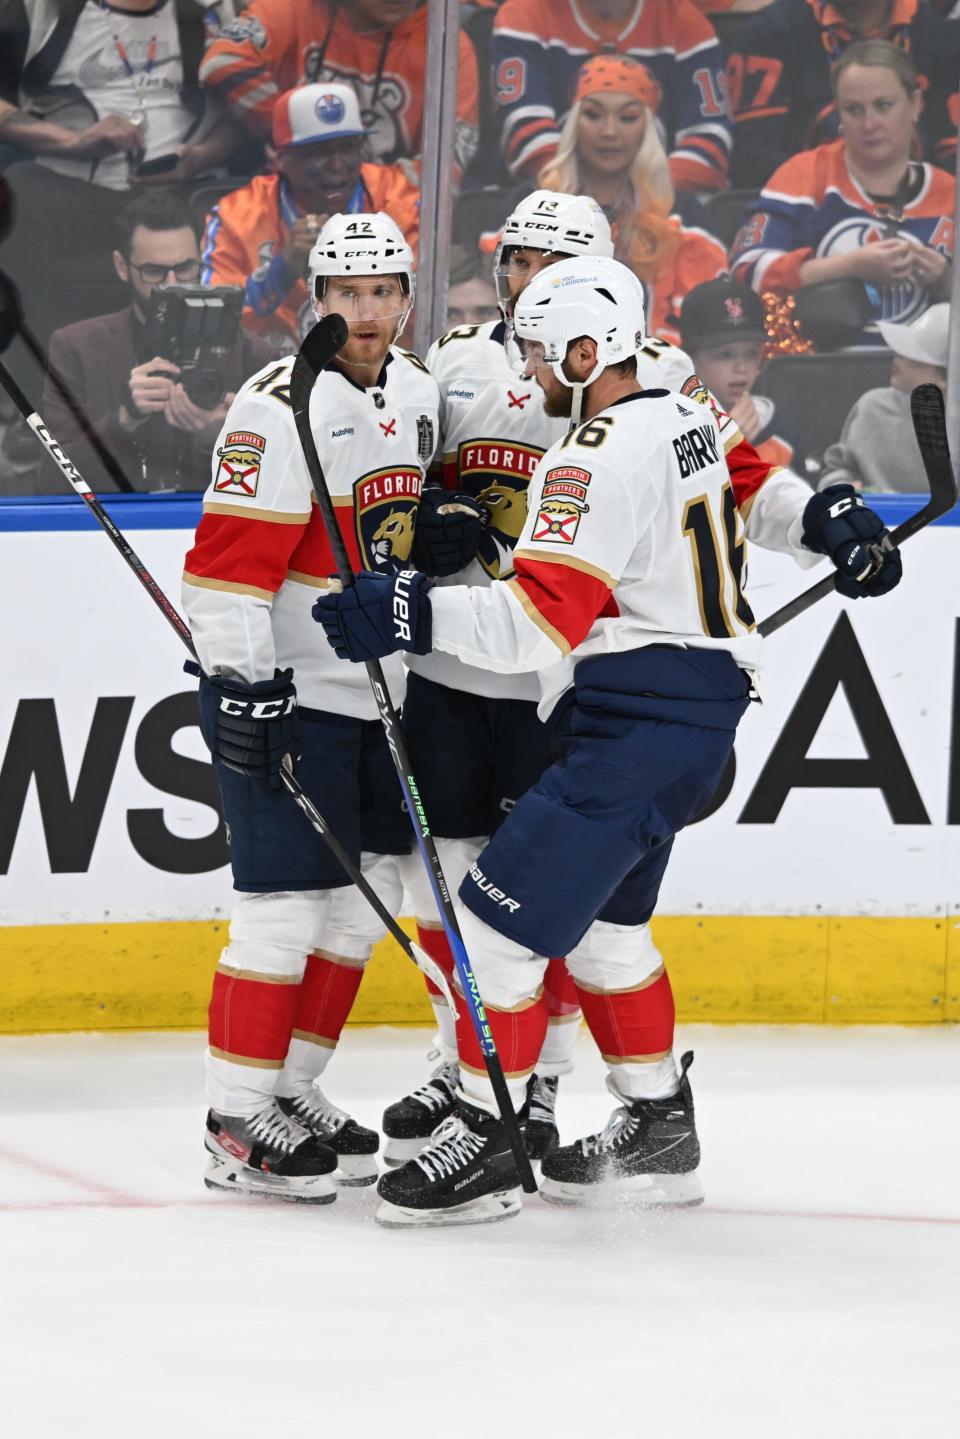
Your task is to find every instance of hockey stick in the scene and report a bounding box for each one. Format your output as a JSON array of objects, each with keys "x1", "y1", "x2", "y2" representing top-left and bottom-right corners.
[
  {"x1": 0, "y1": 280, "x2": 457, "y2": 1013},
  {"x1": 758, "y1": 384, "x2": 957, "y2": 637},
  {"x1": 290, "y1": 315, "x2": 538, "y2": 1195}
]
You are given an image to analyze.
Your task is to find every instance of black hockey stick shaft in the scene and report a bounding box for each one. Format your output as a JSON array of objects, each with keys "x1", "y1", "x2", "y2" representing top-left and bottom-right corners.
[
  {"x1": 290, "y1": 317, "x2": 537, "y2": 1194},
  {"x1": 0, "y1": 332, "x2": 449, "y2": 997},
  {"x1": 758, "y1": 384, "x2": 957, "y2": 637}
]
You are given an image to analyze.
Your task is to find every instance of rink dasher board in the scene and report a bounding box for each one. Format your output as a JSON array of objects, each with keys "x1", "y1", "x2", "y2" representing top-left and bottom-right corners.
[{"x1": 0, "y1": 495, "x2": 957, "y2": 1029}]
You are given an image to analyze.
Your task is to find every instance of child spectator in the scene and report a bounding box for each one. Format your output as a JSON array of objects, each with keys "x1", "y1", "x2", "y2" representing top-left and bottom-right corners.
[
  {"x1": 726, "y1": 0, "x2": 960, "y2": 187},
  {"x1": 819, "y1": 301, "x2": 949, "y2": 492},
  {"x1": 492, "y1": 0, "x2": 731, "y2": 194},
  {"x1": 199, "y1": 0, "x2": 479, "y2": 180},
  {"x1": 730, "y1": 42, "x2": 954, "y2": 347},
  {"x1": 445, "y1": 244, "x2": 498, "y2": 329},
  {"x1": 537, "y1": 56, "x2": 727, "y2": 345},
  {"x1": 679, "y1": 277, "x2": 805, "y2": 477},
  {"x1": 200, "y1": 82, "x2": 419, "y2": 352}
]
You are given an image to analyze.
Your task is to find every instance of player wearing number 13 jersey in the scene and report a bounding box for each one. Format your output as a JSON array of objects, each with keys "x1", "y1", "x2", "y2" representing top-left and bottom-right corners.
[{"x1": 182, "y1": 212, "x2": 438, "y2": 1203}]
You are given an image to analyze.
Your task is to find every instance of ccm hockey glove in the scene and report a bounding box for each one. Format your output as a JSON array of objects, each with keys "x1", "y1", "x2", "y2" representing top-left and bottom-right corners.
[
  {"x1": 198, "y1": 668, "x2": 297, "y2": 787},
  {"x1": 801, "y1": 484, "x2": 902, "y2": 599},
  {"x1": 313, "y1": 570, "x2": 433, "y2": 662},
  {"x1": 411, "y1": 487, "x2": 488, "y2": 577}
]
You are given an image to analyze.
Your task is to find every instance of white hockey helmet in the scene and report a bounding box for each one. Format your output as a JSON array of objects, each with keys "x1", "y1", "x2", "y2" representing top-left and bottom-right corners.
[
  {"x1": 493, "y1": 191, "x2": 613, "y2": 316},
  {"x1": 308, "y1": 210, "x2": 415, "y2": 307},
  {"x1": 513, "y1": 256, "x2": 646, "y2": 411}
]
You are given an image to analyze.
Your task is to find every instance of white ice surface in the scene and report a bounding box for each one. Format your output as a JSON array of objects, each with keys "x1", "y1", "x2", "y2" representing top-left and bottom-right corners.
[{"x1": 1, "y1": 1024, "x2": 958, "y2": 1439}]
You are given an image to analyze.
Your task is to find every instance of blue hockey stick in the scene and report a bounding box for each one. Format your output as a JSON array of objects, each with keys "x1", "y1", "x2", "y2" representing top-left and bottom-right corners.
[{"x1": 290, "y1": 314, "x2": 537, "y2": 1194}]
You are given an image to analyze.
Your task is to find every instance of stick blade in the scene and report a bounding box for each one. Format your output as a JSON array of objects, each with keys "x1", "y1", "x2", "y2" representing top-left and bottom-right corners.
[
  {"x1": 910, "y1": 383, "x2": 957, "y2": 514},
  {"x1": 302, "y1": 312, "x2": 349, "y2": 375}
]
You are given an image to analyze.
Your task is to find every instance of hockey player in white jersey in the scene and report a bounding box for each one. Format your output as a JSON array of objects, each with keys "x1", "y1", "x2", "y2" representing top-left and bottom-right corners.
[
  {"x1": 182, "y1": 212, "x2": 439, "y2": 1202},
  {"x1": 314, "y1": 256, "x2": 902, "y2": 1225}
]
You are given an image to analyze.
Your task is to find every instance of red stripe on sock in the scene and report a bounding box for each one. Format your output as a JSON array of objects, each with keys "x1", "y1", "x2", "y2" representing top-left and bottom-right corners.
[
  {"x1": 416, "y1": 924, "x2": 457, "y2": 1000},
  {"x1": 544, "y1": 958, "x2": 580, "y2": 1019},
  {"x1": 456, "y1": 992, "x2": 548, "y2": 1079},
  {"x1": 208, "y1": 971, "x2": 300, "y2": 1063},
  {"x1": 574, "y1": 971, "x2": 675, "y2": 1060},
  {"x1": 291, "y1": 953, "x2": 364, "y2": 1047}
]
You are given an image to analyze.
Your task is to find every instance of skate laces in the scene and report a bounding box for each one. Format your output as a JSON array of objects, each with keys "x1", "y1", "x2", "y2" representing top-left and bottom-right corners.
[
  {"x1": 408, "y1": 1062, "x2": 458, "y2": 1113},
  {"x1": 414, "y1": 1115, "x2": 485, "y2": 1183},
  {"x1": 292, "y1": 1086, "x2": 349, "y2": 1136},
  {"x1": 528, "y1": 1076, "x2": 558, "y2": 1126},
  {"x1": 580, "y1": 1107, "x2": 640, "y2": 1157},
  {"x1": 251, "y1": 1104, "x2": 311, "y2": 1154}
]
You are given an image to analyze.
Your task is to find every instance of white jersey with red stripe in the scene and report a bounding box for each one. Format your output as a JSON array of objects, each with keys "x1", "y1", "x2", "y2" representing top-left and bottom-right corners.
[
  {"x1": 409, "y1": 320, "x2": 745, "y2": 701},
  {"x1": 182, "y1": 347, "x2": 439, "y2": 718},
  {"x1": 428, "y1": 386, "x2": 767, "y2": 721}
]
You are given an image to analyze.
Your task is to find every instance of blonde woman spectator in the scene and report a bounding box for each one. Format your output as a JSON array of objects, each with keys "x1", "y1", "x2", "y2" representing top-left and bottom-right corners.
[{"x1": 537, "y1": 55, "x2": 727, "y2": 344}]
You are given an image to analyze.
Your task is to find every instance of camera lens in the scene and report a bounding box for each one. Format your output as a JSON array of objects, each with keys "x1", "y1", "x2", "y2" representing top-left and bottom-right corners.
[{"x1": 182, "y1": 365, "x2": 225, "y2": 410}]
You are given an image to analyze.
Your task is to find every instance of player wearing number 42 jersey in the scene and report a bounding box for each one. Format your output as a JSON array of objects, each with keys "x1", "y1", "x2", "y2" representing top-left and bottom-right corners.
[
  {"x1": 182, "y1": 211, "x2": 438, "y2": 1204},
  {"x1": 315, "y1": 255, "x2": 902, "y2": 1227}
]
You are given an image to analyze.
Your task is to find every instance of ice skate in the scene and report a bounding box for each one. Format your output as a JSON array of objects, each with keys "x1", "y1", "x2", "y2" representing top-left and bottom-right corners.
[
  {"x1": 523, "y1": 1074, "x2": 559, "y2": 1161},
  {"x1": 540, "y1": 1052, "x2": 703, "y2": 1208},
  {"x1": 204, "y1": 1102, "x2": 338, "y2": 1203},
  {"x1": 277, "y1": 1083, "x2": 379, "y2": 1186},
  {"x1": 376, "y1": 1101, "x2": 522, "y2": 1227},
  {"x1": 381, "y1": 1059, "x2": 460, "y2": 1166}
]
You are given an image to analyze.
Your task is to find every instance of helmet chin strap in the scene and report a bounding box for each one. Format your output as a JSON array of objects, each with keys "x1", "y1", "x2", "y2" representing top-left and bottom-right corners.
[{"x1": 568, "y1": 381, "x2": 585, "y2": 431}]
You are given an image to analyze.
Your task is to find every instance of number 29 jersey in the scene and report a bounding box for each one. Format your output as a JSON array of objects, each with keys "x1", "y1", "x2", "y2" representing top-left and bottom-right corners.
[{"x1": 428, "y1": 388, "x2": 765, "y2": 720}]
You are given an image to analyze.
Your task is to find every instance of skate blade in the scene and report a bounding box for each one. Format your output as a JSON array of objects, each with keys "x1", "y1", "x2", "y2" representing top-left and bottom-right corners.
[
  {"x1": 539, "y1": 1171, "x2": 704, "y2": 1210},
  {"x1": 204, "y1": 1157, "x2": 337, "y2": 1205},
  {"x1": 332, "y1": 1153, "x2": 379, "y2": 1187},
  {"x1": 381, "y1": 1135, "x2": 431, "y2": 1167},
  {"x1": 375, "y1": 1187, "x2": 522, "y2": 1229}
]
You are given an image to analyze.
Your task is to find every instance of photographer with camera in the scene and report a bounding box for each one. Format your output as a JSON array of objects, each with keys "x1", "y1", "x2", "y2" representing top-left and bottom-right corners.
[{"x1": 32, "y1": 189, "x2": 275, "y2": 494}]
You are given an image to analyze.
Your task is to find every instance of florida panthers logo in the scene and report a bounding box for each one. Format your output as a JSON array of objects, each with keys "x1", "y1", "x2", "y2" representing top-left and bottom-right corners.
[
  {"x1": 353, "y1": 467, "x2": 423, "y2": 570},
  {"x1": 456, "y1": 437, "x2": 543, "y2": 579}
]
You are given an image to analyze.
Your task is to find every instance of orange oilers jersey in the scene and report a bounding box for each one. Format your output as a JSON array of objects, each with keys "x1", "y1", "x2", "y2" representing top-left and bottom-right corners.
[
  {"x1": 491, "y1": 0, "x2": 731, "y2": 192},
  {"x1": 730, "y1": 141, "x2": 956, "y2": 340},
  {"x1": 200, "y1": 168, "x2": 421, "y2": 353},
  {"x1": 199, "y1": 0, "x2": 479, "y2": 175},
  {"x1": 182, "y1": 347, "x2": 439, "y2": 718}
]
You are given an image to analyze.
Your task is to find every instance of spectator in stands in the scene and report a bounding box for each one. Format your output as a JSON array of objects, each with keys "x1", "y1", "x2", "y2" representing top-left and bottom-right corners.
[
  {"x1": 730, "y1": 43, "x2": 954, "y2": 347},
  {"x1": 33, "y1": 190, "x2": 272, "y2": 495},
  {"x1": 0, "y1": 0, "x2": 241, "y2": 355},
  {"x1": 201, "y1": 82, "x2": 419, "y2": 352},
  {"x1": 679, "y1": 277, "x2": 805, "y2": 477},
  {"x1": 819, "y1": 301, "x2": 949, "y2": 492},
  {"x1": 726, "y1": 0, "x2": 960, "y2": 188},
  {"x1": 491, "y1": 0, "x2": 731, "y2": 194},
  {"x1": 199, "y1": 0, "x2": 478, "y2": 181},
  {"x1": 445, "y1": 244, "x2": 498, "y2": 329},
  {"x1": 537, "y1": 56, "x2": 727, "y2": 344}
]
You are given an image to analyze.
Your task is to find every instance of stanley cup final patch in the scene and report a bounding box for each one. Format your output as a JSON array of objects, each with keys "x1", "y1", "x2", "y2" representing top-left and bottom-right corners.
[{"x1": 213, "y1": 432, "x2": 266, "y2": 496}]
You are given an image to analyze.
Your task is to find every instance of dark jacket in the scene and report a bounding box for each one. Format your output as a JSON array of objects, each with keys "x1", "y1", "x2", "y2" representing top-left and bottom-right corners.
[{"x1": 40, "y1": 304, "x2": 276, "y2": 493}]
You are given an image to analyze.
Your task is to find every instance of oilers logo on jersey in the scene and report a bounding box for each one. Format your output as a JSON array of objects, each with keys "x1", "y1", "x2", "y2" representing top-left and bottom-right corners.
[{"x1": 353, "y1": 466, "x2": 424, "y2": 570}]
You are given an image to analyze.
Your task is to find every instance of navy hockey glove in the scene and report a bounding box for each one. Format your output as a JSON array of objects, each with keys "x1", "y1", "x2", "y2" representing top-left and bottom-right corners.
[
  {"x1": 313, "y1": 570, "x2": 433, "y2": 662},
  {"x1": 198, "y1": 668, "x2": 297, "y2": 788},
  {"x1": 801, "y1": 484, "x2": 902, "y2": 599},
  {"x1": 411, "y1": 486, "x2": 488, "y2": 577}
]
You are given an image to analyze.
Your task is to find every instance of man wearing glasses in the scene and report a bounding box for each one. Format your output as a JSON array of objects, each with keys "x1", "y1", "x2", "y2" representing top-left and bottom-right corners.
[{"x1": 37, "y1": 190, "x2": 273, "y2": 494}]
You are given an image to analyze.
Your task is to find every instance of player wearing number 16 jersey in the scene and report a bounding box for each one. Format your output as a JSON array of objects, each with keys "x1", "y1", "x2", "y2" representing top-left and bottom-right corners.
[{"x1": 313, "y1": 255, "x2": 901, "y2": 1226}]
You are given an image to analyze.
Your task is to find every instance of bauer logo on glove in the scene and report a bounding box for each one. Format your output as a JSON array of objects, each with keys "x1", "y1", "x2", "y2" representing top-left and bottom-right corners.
[{"x1": 313, "y1": 570, "x2": 434, "y2": 663}]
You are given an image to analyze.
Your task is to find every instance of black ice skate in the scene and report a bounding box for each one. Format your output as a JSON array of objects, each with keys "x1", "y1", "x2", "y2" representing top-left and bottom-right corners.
[
  {"x1": 539, "y1": 1052, "x2": 703, "y2": 1208},
  {"x1": 376, "y1": 1101, "x2": 522, "y2": 1227},
  {"x1": 277, "y1": 1083, "x2": 379, "y2": 1186},
  {"x1": 204, "y1": 1102, "x2": 337, "y2": 1203},
  {"x1": 381, "y1": 1059, "x2": 459, "y2": 1166},
  {"x1": 523, "y1": 1074, "x2": 559, "y2": 1161}
]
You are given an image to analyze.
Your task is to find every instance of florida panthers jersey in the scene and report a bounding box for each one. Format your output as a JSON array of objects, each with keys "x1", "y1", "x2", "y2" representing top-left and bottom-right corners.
[
  {"x1": 730, "y1": 142, "x2": 956, "y2": 339},
  {"x1": 183, "y1": 347, "x2": 439, "y2": 718},
  {"x1": 430, "y1": 389, "x2": 763, "y2": 720}
]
